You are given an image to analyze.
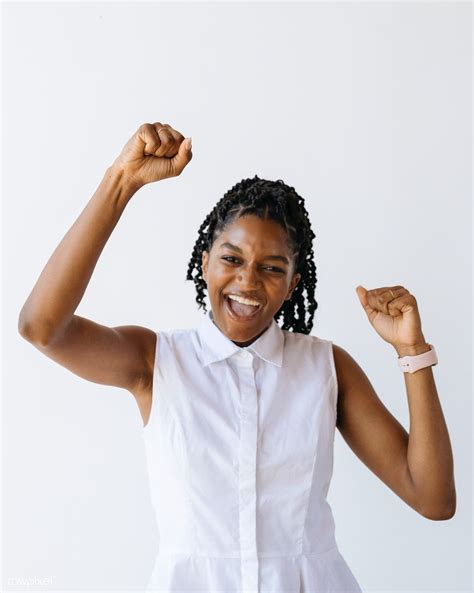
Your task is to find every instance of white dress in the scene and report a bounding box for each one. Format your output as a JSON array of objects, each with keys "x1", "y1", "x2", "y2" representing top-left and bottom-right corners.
[{"x1": 142, "y1": 310, "x2": 363, "y2": 593}]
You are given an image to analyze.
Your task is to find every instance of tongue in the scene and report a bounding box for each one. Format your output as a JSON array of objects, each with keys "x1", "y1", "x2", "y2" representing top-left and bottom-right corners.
[{"x1": 229, "y1": 298, "x2": 259, "y2": 317}]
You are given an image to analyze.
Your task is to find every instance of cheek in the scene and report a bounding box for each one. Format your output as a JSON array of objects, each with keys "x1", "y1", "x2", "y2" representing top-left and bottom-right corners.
[
  {"x1": 205, "y1": 266, "x2": 228, "y2": 292},
  {"x1": 210, "y1": 264, "x2": 231, "y2": 281}
]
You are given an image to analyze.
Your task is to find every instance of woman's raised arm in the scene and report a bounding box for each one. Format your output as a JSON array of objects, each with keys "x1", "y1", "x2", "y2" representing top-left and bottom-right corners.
[{"x1": 18, "y1": 122, "x2": 192, "y2": 397}]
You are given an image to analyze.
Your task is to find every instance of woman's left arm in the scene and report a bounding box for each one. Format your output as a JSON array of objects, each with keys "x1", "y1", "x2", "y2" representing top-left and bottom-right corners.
[
  {"x1": 394, "y1": 341, "x2": 456, "y2": 520},
  {"x1": 334, "y1": 285, "x2": 456, "y2": 521}
]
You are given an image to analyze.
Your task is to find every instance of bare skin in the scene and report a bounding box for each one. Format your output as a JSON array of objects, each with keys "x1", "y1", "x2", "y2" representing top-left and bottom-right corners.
[
  {"x1": 18, "y1": 121, "x2": 192, "y2": 419},
  {"x1": 19, "y1": 122, "x2": 454, "y2": 522}
]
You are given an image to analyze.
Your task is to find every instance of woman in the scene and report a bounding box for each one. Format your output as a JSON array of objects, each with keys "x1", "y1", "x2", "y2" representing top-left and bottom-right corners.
[{"x1": 18, "y1": 122, "x2": 456, "y2": 592}]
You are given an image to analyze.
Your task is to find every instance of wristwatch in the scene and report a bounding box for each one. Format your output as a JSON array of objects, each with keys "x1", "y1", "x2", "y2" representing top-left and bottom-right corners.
[{"x1": 397, "y1": 343, "x2": 438, "y2": 374}]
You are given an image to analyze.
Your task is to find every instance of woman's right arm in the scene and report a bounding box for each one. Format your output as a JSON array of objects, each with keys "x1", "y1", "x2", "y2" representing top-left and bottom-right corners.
[{"x1": 18, "y1": 122, "x2": 192, "y2": 397}]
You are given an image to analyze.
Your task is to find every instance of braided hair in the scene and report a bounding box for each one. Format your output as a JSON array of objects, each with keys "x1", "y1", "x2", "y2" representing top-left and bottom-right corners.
[{"x1": 186, "y1": 175, "x2": 318, "y2": 334}]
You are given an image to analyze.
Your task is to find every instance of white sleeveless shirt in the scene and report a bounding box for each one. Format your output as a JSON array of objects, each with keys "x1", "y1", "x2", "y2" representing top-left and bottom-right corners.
[{"x1": 142, "y1": 310, "x2": 362, "y2": 593}]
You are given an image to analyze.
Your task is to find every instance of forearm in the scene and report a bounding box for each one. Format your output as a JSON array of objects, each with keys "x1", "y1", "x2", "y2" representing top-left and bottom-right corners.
[
  {"x1": 18, "y1": 165, "x2": 139, "y2": 344},
  {"x1": 396, "y1": 343, "x2": 456, "y2": 518}
]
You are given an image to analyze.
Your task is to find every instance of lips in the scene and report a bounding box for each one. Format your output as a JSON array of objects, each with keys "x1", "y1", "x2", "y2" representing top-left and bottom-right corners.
[
  {"x1": 224, "y1": 295, "x2": 263, "y2": 321},
  {"x1": 224, "y1": 292, "x2": 264, "y2": 305}
]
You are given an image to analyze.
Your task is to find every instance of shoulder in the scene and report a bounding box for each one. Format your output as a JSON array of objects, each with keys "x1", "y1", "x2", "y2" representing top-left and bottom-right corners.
[
  {"x1": 154, "y1": 325, "x2": 197, "y2": 341},
  {"x1": 284, "y1": 331, "x2": 336, "y2": 360},
  {"x1": 151, "y1": 326, "x2": 201, "y2": 362},
  {"x1": 159, "y1": 326, "x2": 199, "y2": 345},
  {"x1": 281, "y1": 329, "x2": 334, "y2": 354},
  {"x1": 136, "y1": 325, "x2": 197, "y2": 390},
  {"x1": 282, "y1": 329, "x2": 328, "y2": 347},
  {"x1": 282, "y1": 331, "x2": 335, "y2": 376}
]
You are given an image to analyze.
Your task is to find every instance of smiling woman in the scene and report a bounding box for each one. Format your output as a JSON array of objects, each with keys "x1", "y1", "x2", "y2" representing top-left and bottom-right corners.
[
  {"x1": 186, "y1": 175, "x2": 318, "y2": 345},
  {"x1": 18, "y1": 120, "x2": 454, "y2": 593},
  {"x1": 203, "y1": 215, "x2": 302, "y2": 346}
]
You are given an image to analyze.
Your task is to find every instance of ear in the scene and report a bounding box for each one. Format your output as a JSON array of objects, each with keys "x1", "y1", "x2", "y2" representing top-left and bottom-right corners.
[
  {"x1": 201, "y1": 250, "x2": 209, "y2": 283},
  {"x1": 286, "y1": 273, "x2": 301, "y2": 301}
]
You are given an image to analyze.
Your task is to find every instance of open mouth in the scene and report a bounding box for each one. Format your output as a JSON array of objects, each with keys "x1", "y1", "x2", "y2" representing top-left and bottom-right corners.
[{"x1": 224, "y1": 295, "x2": 263, "y2": 321}]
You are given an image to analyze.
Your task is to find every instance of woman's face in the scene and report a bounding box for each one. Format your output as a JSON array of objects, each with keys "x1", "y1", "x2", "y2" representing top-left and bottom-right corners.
[{"x1": 201, "y1": 214, "x2": 301, "y2": 347}]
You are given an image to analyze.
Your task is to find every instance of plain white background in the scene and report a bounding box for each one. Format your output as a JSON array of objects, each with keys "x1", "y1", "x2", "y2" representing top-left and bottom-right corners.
[{"x1": 3, "y1": 1, "x2": 471, "y2": 591}]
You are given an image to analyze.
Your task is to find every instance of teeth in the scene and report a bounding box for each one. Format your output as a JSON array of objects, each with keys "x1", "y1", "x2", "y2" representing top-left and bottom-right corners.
[{"x1": 228, "y1": 294, "x2": 261, "y2": 307}]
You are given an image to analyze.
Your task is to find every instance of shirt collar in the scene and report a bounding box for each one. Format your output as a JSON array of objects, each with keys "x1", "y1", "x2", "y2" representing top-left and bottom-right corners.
[{"x1": 197, "y1": 309, "x2": 284, "y2": 367}]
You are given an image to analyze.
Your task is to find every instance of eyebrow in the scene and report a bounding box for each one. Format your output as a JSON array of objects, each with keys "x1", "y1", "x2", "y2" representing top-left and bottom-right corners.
[{"x1": 218, "y1": 242, "x2": 290, "y2": 265}]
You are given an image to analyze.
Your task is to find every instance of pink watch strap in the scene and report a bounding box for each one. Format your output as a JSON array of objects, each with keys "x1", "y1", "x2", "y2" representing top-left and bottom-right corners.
[{"x1": 397, "y1": 344, "x2": 438, "y2": 373}]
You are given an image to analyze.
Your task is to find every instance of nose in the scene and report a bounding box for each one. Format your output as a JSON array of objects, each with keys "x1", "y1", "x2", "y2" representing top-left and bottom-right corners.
[{"x1": 237, "y1": 265, "x2": 263, "y2": 289}]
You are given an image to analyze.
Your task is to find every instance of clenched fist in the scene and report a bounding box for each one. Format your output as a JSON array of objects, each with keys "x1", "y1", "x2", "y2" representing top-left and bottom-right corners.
[{"x1": 112, "y1": 122, "x2": 192, "y2": 188}]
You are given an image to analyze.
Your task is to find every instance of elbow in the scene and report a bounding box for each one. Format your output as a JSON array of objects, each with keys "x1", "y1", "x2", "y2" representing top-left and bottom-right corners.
[
  {"x1": 422, "y1": 508, "x2": 456, "y2": 521},
  {"x1": 420, "y1": 499, "x2": 457, "y2": 521},
  {"x1": 18, "y1": 314, "x2": 36, "y2": 342},
  {"x1": 18, "y1": 314, "x2": 33, "y2": 341},
  {"x1": 415, "y1": 479, "x2": 457, "y2": 521},
  {"x1": 18, "y1": 314, "x2": 53, "y2": 347},
  {"x1": 18, "y1": 308, "x2": 34, "y2": 340}
]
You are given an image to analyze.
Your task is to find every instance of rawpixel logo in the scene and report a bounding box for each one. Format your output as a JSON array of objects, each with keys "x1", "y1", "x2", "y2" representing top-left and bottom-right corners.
[{"x1": 7, "y1": 575, "x2": 56, "y2": 589}]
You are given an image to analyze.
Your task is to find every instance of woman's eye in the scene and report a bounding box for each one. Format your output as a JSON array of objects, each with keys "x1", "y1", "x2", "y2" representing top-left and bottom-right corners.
[{"x1": 221, "y1": 257, "x2": 284, "y2": 273}]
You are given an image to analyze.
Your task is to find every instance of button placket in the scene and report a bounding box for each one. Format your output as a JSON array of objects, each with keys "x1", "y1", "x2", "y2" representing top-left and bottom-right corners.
[{"x1": 237, "y1": 353, "x2": 259, "y2": 592}]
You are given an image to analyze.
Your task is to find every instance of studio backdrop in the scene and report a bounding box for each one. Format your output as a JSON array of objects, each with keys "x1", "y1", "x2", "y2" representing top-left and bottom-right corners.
[{"x1": 3, "y1": 1, "x2": 471, "y2": 592}]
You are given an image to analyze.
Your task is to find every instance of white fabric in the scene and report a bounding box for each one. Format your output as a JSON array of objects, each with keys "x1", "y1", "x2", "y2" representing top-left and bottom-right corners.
[{"x1": 142, "y1": 310, "x2": 363, "y2": 592}]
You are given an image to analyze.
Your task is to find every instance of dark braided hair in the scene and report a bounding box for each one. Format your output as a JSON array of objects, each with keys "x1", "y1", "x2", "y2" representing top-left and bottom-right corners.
[{"x1": 186, "y1": 175, "x2": 318, "y2": 334}]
